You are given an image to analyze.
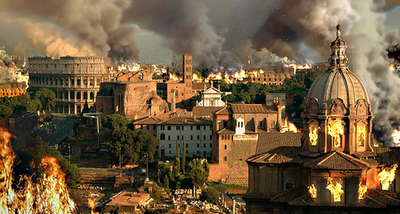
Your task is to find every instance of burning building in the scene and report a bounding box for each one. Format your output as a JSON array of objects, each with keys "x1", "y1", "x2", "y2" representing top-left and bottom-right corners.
[{"x1": 244, "y1": 25, "x2": 400, "y2": 213}]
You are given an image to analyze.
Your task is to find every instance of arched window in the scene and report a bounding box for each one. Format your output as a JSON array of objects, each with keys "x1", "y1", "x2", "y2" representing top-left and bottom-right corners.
[
  {"x1": 160, "y1": 134, "x2": 165, "y2": 140},
  {"x1": 77, "y1": 92, "x2": 81, "y2": 100},
  {"x1": 83, "y1": 92, "x2": 88, "y2": 100},
  {"x1": 90, "y1": 92, "x2": 95, "y2": 100}
]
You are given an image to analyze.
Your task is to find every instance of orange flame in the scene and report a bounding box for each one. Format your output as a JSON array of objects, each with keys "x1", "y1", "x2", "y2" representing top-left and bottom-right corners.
[
  {"x1": 328, "y1": 119, "x2": 344, "y2": 147},
  {"x1": 326, "y1": 177, "x2": 343, "y2": 202},
  {"x1": 281, "y1": 116, "x2": 299, "y2": 133},
  {"x1": 169, "y1": 72, "x2": 180, "y2": 81},
  {"x1": 358, "y1": 180, "x2": 367, "y2": 200},
  {"x1": 308, "y1": 184, "x2": 317, "y2": 198},
  {"x1": 378, "y1": 164, "x2": 398, "y2": 190},
  {"x1": 392, "y1": 129, "x2": 400, "y2": 147},
  {"x1": 0, "y1": 128, "x2": 76, "y2": 213},
  {"x1": 309, "y1": 123, "x2": 319, "y2": 146},
  {"x1": 117, "y1": 63, "x2": 141, "y2": 72},
  {"x1": 88, "y1": 198, "x2": 95, "y2": 214},
  {"x1": 296, "y1": 63, "x2": 313, "y2": 70}
]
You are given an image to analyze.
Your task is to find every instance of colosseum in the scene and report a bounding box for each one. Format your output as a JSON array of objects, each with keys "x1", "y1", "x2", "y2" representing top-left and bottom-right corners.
[{"x1": 28, "y1": 56, "x2": 110, "y2": 114}]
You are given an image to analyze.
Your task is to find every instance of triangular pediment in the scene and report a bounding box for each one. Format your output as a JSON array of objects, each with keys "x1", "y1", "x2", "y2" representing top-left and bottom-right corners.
[
  {"x1": 203, "y1": 87, "x2": 221, "y2": 94},
  {"x1": 303, "y1": 151, "x2": 369, "y2": 170}
]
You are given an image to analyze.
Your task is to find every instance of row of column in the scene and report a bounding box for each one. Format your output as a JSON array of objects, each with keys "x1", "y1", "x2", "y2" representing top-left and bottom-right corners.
[
  {"x1": 56, "y1": 89, "x2": 97, "y2": 102},
  {"x1": 55, "y1": 103, "x2": 94, "y2": 114},
  {"x1": 31, "y1": 76, "x2": 104, "y2": 88}
]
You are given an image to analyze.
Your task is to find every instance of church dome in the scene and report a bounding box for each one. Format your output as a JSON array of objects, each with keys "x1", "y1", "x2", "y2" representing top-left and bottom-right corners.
[{"x1": 306, "y1": 25, "x2": 370, "y2": 110}]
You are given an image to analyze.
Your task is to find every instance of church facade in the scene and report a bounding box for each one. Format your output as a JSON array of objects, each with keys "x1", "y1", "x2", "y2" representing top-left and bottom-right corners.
[{"x1": 244, "y1": 25, "x2": 400, "y2": 213}]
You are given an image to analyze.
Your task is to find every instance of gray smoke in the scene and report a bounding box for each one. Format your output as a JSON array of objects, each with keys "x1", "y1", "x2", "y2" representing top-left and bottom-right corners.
[{"x1": 0, "y1": 0, "x2": 139, "y2": 64}]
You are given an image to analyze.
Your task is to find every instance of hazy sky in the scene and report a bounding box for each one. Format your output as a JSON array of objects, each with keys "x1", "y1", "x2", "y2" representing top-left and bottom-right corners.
[{"x1": 134, "y1": 6, "x2": 400, "y2": 65}]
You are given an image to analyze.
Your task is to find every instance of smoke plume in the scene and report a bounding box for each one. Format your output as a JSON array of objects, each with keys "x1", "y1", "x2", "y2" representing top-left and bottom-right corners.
[{"x1": 0, "y1": 0, "x2": 139, "y2": 64}]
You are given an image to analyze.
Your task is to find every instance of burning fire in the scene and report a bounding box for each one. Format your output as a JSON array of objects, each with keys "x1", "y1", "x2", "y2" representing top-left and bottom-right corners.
[
  {"x1": 117, "y1": 63, "x2": 141, "y2": 72},
  {"x1": 309, "y1": 123, "x2": 319, "y2": 146},
  {"x1": 88, "y1": 198, "x2": 95, "y2": 214},
  {"x1": 357, "y1": 125, "x2": 366, "y2": 146},
  {"x1": 281, "y1": 116, "x2": 300, "y2": 133},
  {"x1": 308, "y1": 184, "x2": 317, "y2": 199},
  {"x1": 328, "y1": 119, "x2": 344, "y2": 147},
  {"x1": 0, "y1": 128, "x2": 76, "y2": 213},
  {"x1": 326, "y1": 177, "x2": 344, "y2": 202},
  {"x1": 358, "y1": 180, "x2": 367, "y2": 200},
  {"x1": 391, "y1": 129, "x2": 400, "y2": 146},
  {"x1": 378, "y1": 164, "x2": 398, "y2": 190}
]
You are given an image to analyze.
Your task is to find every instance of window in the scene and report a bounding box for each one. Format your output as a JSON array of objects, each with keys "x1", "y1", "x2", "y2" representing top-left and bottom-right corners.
[
  {"x1": 186, "y1": 150, "x2": 188, "y2": 154},
  {"x1": 203, "y1": 143, "x2": 206, "y2": 148},
  {"x1": 169, "y1": 150, "x2": 171, "y2": 154},
  {"x1": 177, "y1": 126, "x2": 180, "y2": 130},
  {"x1": 204, "y1": 125, "x2": 207, "y2": 130},
  {"x1": 210, "y1": 143, "x2": 212, "y2": 148},
  {"x1": 197, "y1": 126, "x2": 200, "y2": 130},
  {"x1": 210, "y1": 135, "x2": 212, "y2": 140},
  {"x1": 161, "y1": 125, "x2": 165, "y2": 130},
  {"x1": 186, "y1": 143, "x2": 188, "y2": 148},
  {"x1": 167, "y1": 126, "x2": 171, "y2": 130},
  {"x1": 197, "y1": 144, "x2": 199, "y2": 148},
  {"x1": 182, "y1": 135, "x2": 184, "y2": 140},
  {"x1": 177, "y1": 136, "x2": 180, "y2": 140},
  {"x1": 203, "y1": 135, "x2": 206, "y2": 140},
  {"x1": 197, "y1": 135, "x2": 200, "y2": 140},
  {"x1": 191, "y1": 135, "x2": 193, "y2": 140},
  {"x1": 147, "y1": 126, "x2": 149, "y2": 130},
  {"x1": 159, "y1": 133, "x2": 165, "y2": 141},
  {"x1": 224, "y1": 156, "x2": 227, "y2": 161},
  {"x1": 169, "y1": 144, "x2": 171, "y2": 148},
  {"x1": 224, "y1": 145, "x2": 227, "y2": 150},
  {"x1": 182, "y1": 126, "x2": 184, "y2": 130},
  {"x1": 191, "y1": 126, "x2": 193, "y2": 130},
  {"x1": 168, "y1": 135, "x2": 171, "y2": 140}
]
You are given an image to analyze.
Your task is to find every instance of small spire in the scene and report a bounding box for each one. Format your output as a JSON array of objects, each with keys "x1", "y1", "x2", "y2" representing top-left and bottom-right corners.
[{"x1": 336, "y1": 24, "x2": 341, "y2": 39}]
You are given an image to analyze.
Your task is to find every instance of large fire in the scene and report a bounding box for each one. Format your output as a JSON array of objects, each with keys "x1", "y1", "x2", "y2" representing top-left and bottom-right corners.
[
  {"x1": 308, "y1": 184, "x2": 317, "y2": 199},
  {"x1": 0, "y1": 128, "x2": 76, "y2": 213},
  {"x1": 309, "y1": 123, "x2": 319, "y2": 146},
  {"x1": 328, "y1": 119, "x2": 344, "y2": 147},
  {"x1": 281, "y1": 116, "x2": 300, "y2": 133},
  {"x1": 358, "y1": 180, "x2": 367, "y2": 200},
  {"x1": 391, "y1": 129, "x2": 400, "y2": 147},
  {"x1": 378, "y1": 164, "x2": 398, "y2": 190},
  {"x1": 326, "y1": 177, "x2": 344, "y2": 202}
]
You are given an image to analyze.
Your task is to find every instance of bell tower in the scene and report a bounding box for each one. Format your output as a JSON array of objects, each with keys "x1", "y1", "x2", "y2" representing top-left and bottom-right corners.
[{"x1": 301, "y1": 25, "x2": 374, "y2": 155}]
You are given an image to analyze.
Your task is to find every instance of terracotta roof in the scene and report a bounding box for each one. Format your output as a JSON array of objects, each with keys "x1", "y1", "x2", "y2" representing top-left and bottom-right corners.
[
  {"x1": 133, "y1": 117, "x2": 164, "y2": 125},
  {"x1": 214, "y1": 106, "x2": 231, "y2": 115},
  {"x1": 192, "y1": 82, "x2": 210, "y2": 90},
  {"x1": 231, "y1": 104, "x2": 276, "y2": 114},
  {"x1": 366, "y1": 189, "x2": 400, "y2": 207},
  {"x1": 192, "y1": 106, "x2": 224, "y2": 118},
  {"x1": 255, "y1": 131, "x2": 303, "y2": 154},
  {"x1": 374, "y1": 147, "x2": 400, "y2": 165},
  {"x1": 270, "y1": 185, "x2": 310, "y2": 203},
  {"x1": 246, "y1": 146, "x2": 302, "y2": 164},
  {"x1": 217, "y1": 128, "x2": 235, "y2": 134},
  {"x1": 303, "y1": 151, "x2": 370, "y2": 170},
  {"x1": 159, "y1": 117, "x2": 212, "y2": 125}
]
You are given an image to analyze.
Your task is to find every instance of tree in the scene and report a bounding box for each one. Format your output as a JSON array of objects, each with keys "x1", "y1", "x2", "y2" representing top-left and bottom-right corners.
[
  {"x1": 0, "y1": 105, "x2": 13, "y2": 118},
  {"x1": 188, "y1": 159, "x2": 210, "y2": 189},
  {"x1": 34, "y1": 88, "x2": 56, "y2": 113},
  {"x1": 105, "y1": 128, "x2": 159, "y2": 166},
  {"x1": 182, "y1": 140, "x2": 186, "y2": 174},
  {"x1": 176, "y1": 139, "x2": 180, "y2": 159},
  {"x1": 200, "y1": 186, "x2": 220, "y2": 205},
  {"x1": 101, "y1": 114, "x2": 130, "y2": 131},
  {"x1": 105, "y1": 127, "x2": 137, "y2": 165},
  {"x1": 135, "y1": 131, "x2": 159, "y2": 165},
  {"x1": 14, "y1": 138, "x2": 81, "y2": 188}
]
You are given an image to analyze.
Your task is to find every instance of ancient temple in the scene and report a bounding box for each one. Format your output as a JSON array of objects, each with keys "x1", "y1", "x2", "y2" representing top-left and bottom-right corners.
[{"x1": 244, "y1": 25, "x2": 400, "y2": 213}]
